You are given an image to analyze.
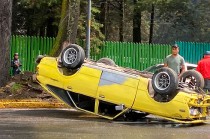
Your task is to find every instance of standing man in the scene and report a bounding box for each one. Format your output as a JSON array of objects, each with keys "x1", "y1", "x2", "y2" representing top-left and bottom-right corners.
[
  {"x1": 164, "y1": 44, "x2": 186, "y2": 77},
  {"x1": 196, "y1": 51, "x2": 210, "y2": 93},
  {"x1": 11, "y1": 53, "x2": 22, "y2": 76}
]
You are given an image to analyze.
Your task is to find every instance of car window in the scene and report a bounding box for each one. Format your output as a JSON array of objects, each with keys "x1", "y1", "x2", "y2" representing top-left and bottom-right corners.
[
  {"x1": 144, "y1": 65, "x2": 163, "y2": 73},
  {"x1": 187, "y1": 66, "x2": 197, "y2": 70},
  {"x1": 143, "y1": 63, "x2": 197, "y2": 73}
]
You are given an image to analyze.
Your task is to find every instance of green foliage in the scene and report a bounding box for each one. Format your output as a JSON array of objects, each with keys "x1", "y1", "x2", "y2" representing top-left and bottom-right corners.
[
  {"x1": 19, "y1": 0, "x2": 60, "y2": 8},
  {"x1": 154, "y1": 0, "x2": 210, "y2": 43},
  {"x1": 77, "y1": 1, "x2": 105, "y2": 54},
  {"x1": 48, "y1": 0, "x2": 104, "y2": 56},
  {"x1": 12, "y1": 0, "x2": 210, "y2": 45},
  {"x1": 11, "y1": 83, "x2": 22, "y2": 93},
  {"x1": 50, "y1": 0, "x2": 68, "y2": 56},
  {"x1": 12, "y1": 0, "x2": 61, "y2": 36}
]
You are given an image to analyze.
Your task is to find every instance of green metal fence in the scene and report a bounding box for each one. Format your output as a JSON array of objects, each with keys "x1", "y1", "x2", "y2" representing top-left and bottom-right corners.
[
  {"x1": 11, "y1": 35, "x2": 55, "y2": 72},
  {"x1": 11, "y1": 35, "x2": 210, "y2": 72},
  {"x1": 10, "y1": 36, "x2": 171, "y2": 72},
  {"x1": 176, "y1": 41, "x2": 210, "y2": 64},
  {"x1": 91, "y1": 42, "x2": 171, "y2": 70}
]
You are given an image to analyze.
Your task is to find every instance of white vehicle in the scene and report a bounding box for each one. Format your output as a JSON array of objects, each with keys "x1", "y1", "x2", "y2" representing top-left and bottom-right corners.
[
  {"x1": 142, "y1": 63, "x2": 203, "y2": 92},
  {"x1": 143, "y1": 63, "x2": 197, "y2": 74}
]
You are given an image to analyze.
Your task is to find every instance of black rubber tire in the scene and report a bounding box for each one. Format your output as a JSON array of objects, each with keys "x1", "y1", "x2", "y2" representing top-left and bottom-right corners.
[
  {"x1": 61, "y1": 44, "x2": 85, "y2": 69},
  {"x1": 179, "y1": 70, "x2": 204, "y2": 89},
  {"x1": 36, "y1": 55, "x2": 45, "y2": 64},
  {"x1": 152, "y1": 67, "x2": 178, "y2": 95},
  {"x1": 97, "y1": 58, "x2": 116, "y2": 66}
]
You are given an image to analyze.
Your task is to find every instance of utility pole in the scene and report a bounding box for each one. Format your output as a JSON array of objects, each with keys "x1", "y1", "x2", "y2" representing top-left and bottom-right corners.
[{"x1": 86, "y1": 0, "x2": 91, "y2": 59}]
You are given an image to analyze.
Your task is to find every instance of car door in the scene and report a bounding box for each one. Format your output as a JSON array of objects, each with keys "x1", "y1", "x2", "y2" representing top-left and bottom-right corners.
[
  {"x1": 96, "y1": 70, "x2": 139, "y2": 117},
  {"x1": 62, "y1": 65, "x2": 102, "y2": 112}
]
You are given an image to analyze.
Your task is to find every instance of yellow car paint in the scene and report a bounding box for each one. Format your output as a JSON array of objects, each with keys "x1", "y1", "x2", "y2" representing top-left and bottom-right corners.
[{"x1": 36, "y1": 57, "x2": 210, "y2": 124}]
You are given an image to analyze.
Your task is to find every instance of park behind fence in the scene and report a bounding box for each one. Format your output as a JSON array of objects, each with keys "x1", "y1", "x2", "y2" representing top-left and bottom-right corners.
[{"x1": 10, "y1": 35, "x2": 210, "y2": 72}]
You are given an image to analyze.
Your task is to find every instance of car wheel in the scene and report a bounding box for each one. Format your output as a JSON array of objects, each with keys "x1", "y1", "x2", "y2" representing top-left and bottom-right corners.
[
  {"x1": 97, "y1": 58, "x2": 116, "y2": 66},
  {"x1": 179, "y1": 70, "x2": 204, "y2": 90},
  {"x1": 36, "y1": 55, "x2": 45, "y2": 64},
  {"x1": 152, "y1": 67, "x2": 178, "y2": 95},
  {"x1": 61, "y1": 44, "x2": 85, "y2": 69}
]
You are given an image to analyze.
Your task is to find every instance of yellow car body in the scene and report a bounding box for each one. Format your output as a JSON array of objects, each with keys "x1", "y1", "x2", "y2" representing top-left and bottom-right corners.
[{"x1": 36, "y1": 57, "x2": 210, "y2": 124}]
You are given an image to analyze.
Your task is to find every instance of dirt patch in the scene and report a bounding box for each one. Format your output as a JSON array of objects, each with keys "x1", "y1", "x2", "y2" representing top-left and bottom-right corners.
[{"x1": 0, "y1": 71, "x2": 59, "y2": 103}]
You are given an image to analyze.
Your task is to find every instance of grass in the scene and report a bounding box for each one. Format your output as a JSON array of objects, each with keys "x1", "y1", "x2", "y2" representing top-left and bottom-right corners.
[{"x1": 11, "y1": 83, "x2": 23, "y2": 93}]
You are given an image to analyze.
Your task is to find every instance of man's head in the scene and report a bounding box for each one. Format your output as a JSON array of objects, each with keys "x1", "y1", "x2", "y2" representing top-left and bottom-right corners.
[
  {"x1": 204, "y1": 51, "x2": 210, "y2": 58},
  {"x1": 14, "y1": 53, "x2": 19, "y2": 59},
  {"x1": 171, "y1": 44, "x2": 179, "y2": 55}
]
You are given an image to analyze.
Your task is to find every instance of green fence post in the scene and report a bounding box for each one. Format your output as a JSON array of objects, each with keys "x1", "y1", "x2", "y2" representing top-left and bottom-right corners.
[
  {"x1": 116, "y1": 41, "x2": 120, "y2": 66},
  {"x1": 20, "y1": 36, "x2": 25, "y2": 71},
  {"x1": 11, "y1": 36, "x2": 210, "y2": 72},
  {"x1": 47, "y1": 37, "x2": 50, "y2": 54},
  {"x1": 11, "y1": 35, "x2": 16, "y2": 60},
  {"x1": 131, "y1": 42, "x2": 135, "y2": 69},
  {"x1": 114, "y1": 41, "x2": 117, "y2": 63},
  {"x1": 40, "y1": 37, "x2": 44, "y2": 55},
  {"x1": 136, "y1": 43, "x2": 139, "y2": 70}
]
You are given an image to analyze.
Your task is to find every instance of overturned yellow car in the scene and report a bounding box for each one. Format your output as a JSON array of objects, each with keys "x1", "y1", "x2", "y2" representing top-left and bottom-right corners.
[{"x1": 36, "y1": 44, "x2": 210, "y2": 124}]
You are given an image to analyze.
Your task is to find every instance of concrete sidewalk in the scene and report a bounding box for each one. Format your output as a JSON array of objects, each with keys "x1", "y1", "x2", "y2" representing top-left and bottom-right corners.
[{"x1": 0, "y1": 99, "x2": 66, "y2": 108}]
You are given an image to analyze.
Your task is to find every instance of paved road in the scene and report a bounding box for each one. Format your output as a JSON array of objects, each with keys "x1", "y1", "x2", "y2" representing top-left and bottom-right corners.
[{"x1": 0, "y1": 109, "x2": 210, "y2": 139}]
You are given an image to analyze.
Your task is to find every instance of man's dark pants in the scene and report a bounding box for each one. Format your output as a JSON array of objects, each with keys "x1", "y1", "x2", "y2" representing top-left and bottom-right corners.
[{"x1": 204, "y1": 79, "x2": 210, "y2": 93}]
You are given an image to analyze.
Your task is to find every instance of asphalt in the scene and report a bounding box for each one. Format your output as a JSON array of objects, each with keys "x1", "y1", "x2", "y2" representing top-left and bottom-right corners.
[{"x1": 1, "y1": 109, "x2": 210, "y2": 139}]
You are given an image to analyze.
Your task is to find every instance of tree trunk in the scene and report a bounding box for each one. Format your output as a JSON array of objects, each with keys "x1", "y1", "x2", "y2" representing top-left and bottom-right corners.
[
  {"x1": 47, "y1": 17, "x2": 57, "y2": 37},
  {"x1": 100, "y1": 0, "x2": 108, "y2": 40},
  {"x1": 0, "y1": 0, "x2": 12, "y2": 87},
  {"x1": 119, "y1": 0, "x2": 125, "y2": 42},
  {"x1": 50, "y1": 0, "x2": 80, "y2": 56},
  {"x1": 50, "y1": 0, "x2": 69, "y2": 56},
  {"x1": 133, "y1": 0, "x2": 141, "y2": 43},
  {"x1": 39, "y1": 25, "x2": 46, "y2": 37},
  {"x1": 149, "y1": 4, "x2": 154, "y2": 44},
  {"x1": 67, "y1": 0, "x2": 80, "y2": 44}
]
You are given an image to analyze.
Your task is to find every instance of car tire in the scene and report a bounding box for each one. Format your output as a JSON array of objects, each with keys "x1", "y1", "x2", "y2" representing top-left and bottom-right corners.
[
  {"x1": 179, "y1": 70, "x2": 204, "y2": 89},
  {"x1": 97, "y1": 58, "x2": 116, "y2": 66},
  {"x1": 36, "y1": 55, "x2": 45, "y2": 64},
  {"x1": 152, "y1": 67, "x2": 178, "y2": 95},
  {"x1": 61, "y1": 44, "x2": 85, "y2": 69}
]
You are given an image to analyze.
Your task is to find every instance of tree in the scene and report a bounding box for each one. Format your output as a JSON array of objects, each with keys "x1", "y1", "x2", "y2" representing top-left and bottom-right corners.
[
  {"x1": 0, "y1": 0, "x2": 12, "y2": 87},
  {"x1": 78, "y1": 1, "x2": 104, "y2": 52},
  {"x1": 149, "y1": 3, "x2": 154, "y2": 43},
  {"x1": 133, "y1": 0, "x2": 141, "y2": 43},
  {"x1": 99, "y1": 0, "x2": 108, "y2": 40},
  {"x1": 154, "y1": 0, "x2": 210, "y2": 43},
  {"x1": 50, "y1": 0, "x2": 104, "y2": 56},
  {"x1": 119, "y1": 0, "x2": 125, "y2": 41},
  {"x1": 12, "y1": 0, "x2": 61, "y2": 36},
  {"x1": 96, "y1": 0, "x2": 131, "y2": 42},
  {"x1": 67, "y1": 0, "x2": 80, "y2": 44},
  {"x1": 50, "y1": 0, "x2": 70, "y2": 56}
]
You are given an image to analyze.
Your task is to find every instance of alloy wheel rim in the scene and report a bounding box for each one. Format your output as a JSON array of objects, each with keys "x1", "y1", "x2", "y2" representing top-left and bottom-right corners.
[
  {"x1": 154, "y1": 72, "x2": 170, "y2": 91},
  {"x1": 63, "y1": 48, "x2": 77, "y2": 64}
]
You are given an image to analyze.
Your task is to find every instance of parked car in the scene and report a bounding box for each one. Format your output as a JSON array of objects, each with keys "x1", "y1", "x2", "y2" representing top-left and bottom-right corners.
[
  {"x1": 143, "y1": 63, "x2": 197, "y2": 74},
  {"x1": 36, "y1": 44, "x2": 210, "y2": 124}
]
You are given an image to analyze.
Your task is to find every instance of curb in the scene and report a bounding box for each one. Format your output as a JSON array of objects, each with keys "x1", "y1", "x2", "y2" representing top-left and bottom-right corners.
[{"x1": 0, "y1": 100, "x2": 66, "y2": 108}]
